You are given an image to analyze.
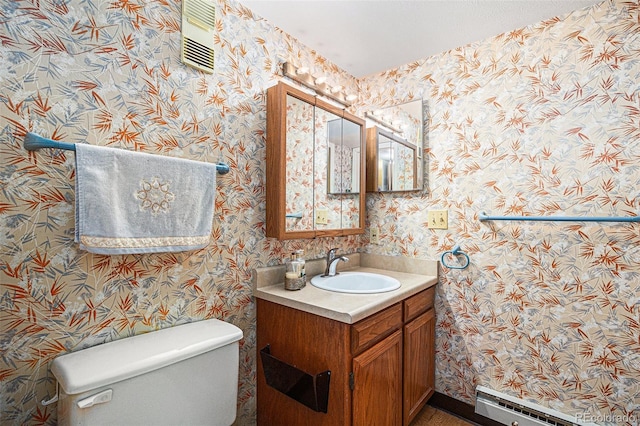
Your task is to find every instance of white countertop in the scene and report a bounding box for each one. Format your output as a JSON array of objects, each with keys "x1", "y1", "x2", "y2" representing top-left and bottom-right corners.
[{"x1": 254, "y1": 264, "x2": 437, "y2": 324}]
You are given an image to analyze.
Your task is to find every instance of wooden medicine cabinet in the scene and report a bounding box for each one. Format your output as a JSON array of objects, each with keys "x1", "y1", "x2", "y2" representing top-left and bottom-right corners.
[{"x1": 266, "y1": 81, "x2": 365, "y2": 240}]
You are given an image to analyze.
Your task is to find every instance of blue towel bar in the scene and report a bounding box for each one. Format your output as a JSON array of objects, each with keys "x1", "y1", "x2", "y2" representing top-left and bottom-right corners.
[
  {"x1": 479, "y1": 212, "x2": 640, "y2": 223},
  {"x1": 23, "y1": 132, "x2": 231, "y2": 175}
]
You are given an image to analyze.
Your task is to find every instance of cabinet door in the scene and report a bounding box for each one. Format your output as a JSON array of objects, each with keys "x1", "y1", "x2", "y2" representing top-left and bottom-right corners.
[
  {"x1": 315, "y1": 99, "x2": 365, "y2": 236},
  {"x1": 403, "y1": 308, "x2": 435, "y2": 426},
  {"x1": 352, "y1": 329, "x2": 402, "y2": 426},
  {"x1": 314, "y1": 103, "x2": 343, "y2": 231},
  {"x1": 285, "y1": 93, "x2": 316, "y2": 233}
]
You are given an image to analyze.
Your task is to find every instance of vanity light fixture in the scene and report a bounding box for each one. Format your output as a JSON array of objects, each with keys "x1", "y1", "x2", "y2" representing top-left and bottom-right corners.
[
  {"x1": 365, "y1": 111, "x2": 403, "y2": 134},
  {"x1": 281, "y1": 62, "x2": 353, "y2": 107}
]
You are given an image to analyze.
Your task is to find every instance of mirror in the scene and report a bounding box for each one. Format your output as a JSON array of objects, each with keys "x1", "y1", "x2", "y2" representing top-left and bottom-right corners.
[
  {"x1": 365, "y1": 99, "x2": 424, "y2": 192},
  {"x1": 313, "y1": 105, "x2": 343, "y2": 231},
  {"x1": 266, "y1": 82, "x2": 365, "y2": 240},
  {"x1": 328, "y1": 118, "x2": 361, "y2": 194},
  {"x1": 284, "y1": 94, "x2": 315, "y2": 232}
]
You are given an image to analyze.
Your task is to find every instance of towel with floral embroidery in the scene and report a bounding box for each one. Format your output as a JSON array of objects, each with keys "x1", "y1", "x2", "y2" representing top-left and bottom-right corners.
[{"x1": 75, "y1": 144, "x2": 216, "y2": 254}]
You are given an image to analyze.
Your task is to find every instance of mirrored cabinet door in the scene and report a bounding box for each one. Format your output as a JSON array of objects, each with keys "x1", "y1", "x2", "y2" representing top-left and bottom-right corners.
[
  {"x1": 338, "y1": 115, "x2": 364, "y2": 233},
  {"x1": 285, "y1": 94, "x2": 315, "y2": 232},
  {"x1": 366, "y1": 126, "x2": 421, "y2": 192},
  {"x1": 314, "y1": 103, "x2": 342, "y2": 231},
  {"x1": 365, "y1": 99, "x2": 424, "y2": 193},
  {"x1": 266, "y1": 81, "x2": 365, "y2": 240}
]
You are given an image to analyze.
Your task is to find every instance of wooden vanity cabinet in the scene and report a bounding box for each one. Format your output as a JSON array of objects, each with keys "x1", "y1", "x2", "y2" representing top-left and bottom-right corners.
[{"x1": 256, "y1": 286, "x2": 435, "y2": 426}]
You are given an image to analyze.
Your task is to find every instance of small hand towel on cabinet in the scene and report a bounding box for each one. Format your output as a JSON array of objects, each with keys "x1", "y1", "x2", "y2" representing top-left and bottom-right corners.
[{"x1": 74, "y1": 144, "x2": 217, "y2": 255}]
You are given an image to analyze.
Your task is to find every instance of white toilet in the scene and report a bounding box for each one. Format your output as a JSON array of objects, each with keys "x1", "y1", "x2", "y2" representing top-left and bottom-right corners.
[{"x1": 50, "y1": 319, "x2": 243, "y2": 426}]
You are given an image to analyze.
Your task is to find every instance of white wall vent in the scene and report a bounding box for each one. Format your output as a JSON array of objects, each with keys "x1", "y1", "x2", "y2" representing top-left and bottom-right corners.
[
  {"x1": 475, "y1": 386, "x2": 597, "y2": 426},
  {"x1": 181, "y1": 0, "x2": 216, "y2": 74}
]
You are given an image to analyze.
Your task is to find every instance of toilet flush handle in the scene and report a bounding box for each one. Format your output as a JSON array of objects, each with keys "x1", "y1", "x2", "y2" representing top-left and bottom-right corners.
[{"x1": 77, "y1": 389, "x2": 113, "y2": 409}]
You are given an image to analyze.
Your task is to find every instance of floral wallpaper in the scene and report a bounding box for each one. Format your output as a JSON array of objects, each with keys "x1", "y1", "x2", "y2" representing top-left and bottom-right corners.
[
  {"x1": 2, "y1": 0, "x2": 639, "y2": 424},
  {"x1": 360, "y1": 0, "x2": 640, "y2": 423},
  {"x1": 0, "y1": 0, "x2": 361, "y2": 424}
]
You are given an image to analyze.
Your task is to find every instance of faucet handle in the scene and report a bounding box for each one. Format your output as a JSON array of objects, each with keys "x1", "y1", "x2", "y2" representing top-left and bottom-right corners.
[{"x1": 327, "y1": 248, "x2": 339, "y2": 258}]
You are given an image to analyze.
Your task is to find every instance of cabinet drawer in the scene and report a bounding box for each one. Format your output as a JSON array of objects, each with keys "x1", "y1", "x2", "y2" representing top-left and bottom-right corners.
[
  {"x1": 403, "y1": 286, "x2": 435, "y2": 322},
  {"x1": 351, "y1": 303, "x2": 402, "y2": 355}
]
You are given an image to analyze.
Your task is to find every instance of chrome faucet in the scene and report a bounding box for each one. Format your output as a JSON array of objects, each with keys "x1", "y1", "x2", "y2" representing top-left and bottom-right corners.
[{"x1": 322, "y1": 248, "x2": 349, "y2": 277}]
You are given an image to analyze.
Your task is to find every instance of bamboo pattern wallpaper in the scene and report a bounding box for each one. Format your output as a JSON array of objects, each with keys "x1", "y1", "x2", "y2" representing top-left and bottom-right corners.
[
  {"x1": 2, "y1": 0, "x2": 639, "y2": 424},
  {"x1": 0, "y1": 0, "x2": 360, "y2": 424},
  {"x1": 360, "y1": 0, "x2": 640, "y2": 423}
]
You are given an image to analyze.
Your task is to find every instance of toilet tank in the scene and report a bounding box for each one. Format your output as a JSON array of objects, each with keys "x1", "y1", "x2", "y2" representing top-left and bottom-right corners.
[{"x1": 51, "y1": 319, "x2": 243, "y2": 426}]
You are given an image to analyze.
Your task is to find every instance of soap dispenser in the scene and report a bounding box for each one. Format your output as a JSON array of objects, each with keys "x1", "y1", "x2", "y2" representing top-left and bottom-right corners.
[{"x1": 284, "y1": 250, "x2": 306, "y2": 291}]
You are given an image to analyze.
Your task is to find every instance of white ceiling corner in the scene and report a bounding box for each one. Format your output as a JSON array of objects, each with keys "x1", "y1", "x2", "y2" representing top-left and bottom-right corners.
[{"x1": 239, "y1": 0, "x2": 602, "y2": 77}]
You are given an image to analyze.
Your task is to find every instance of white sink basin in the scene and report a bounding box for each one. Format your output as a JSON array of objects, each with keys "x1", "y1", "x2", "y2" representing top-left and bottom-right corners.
[{"x1": 310, "y1": 271, "x2": 401, "y2": 294}]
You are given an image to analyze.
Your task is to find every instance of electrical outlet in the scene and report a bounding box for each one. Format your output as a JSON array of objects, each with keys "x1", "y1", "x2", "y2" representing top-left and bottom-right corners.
[
  {"x1": 370, "y1": 226, "x2": 380, "y2": 245},
  {"x1": 316, "y1": 209, "x2": 328, "y2": 225},
  {"x1": 427, "y1": 210, "x2": 448, "y2": 229}
]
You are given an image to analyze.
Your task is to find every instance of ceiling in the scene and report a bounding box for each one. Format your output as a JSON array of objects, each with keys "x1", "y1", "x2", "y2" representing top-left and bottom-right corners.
[{"x1": 239, "y1": 0, "x2": 601, "y2": 77}]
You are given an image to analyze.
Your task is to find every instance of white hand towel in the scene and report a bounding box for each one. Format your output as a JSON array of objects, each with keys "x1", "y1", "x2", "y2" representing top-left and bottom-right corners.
[{"x1": 75, "y1": 144, "x2": 217, "y2": 254}]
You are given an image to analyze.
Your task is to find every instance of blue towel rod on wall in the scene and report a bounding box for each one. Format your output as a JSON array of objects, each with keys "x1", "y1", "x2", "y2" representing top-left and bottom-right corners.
[
  {"x1": 23, "y1": 132, "x2": 231, "y2": 175},
  {"x1": 479, "y1": 212, "x2": 640, "y2": 223}
]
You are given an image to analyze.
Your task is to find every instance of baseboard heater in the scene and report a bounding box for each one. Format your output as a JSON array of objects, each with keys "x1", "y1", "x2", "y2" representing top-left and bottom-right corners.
[{"x1": 475, "y1": 386, "x2": 596, "y2": 426}]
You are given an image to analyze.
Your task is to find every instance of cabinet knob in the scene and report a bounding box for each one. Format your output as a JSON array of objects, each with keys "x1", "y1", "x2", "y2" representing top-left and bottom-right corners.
[{"x1": 512, "y1": 422, "x2": 519, "y2": 426}]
